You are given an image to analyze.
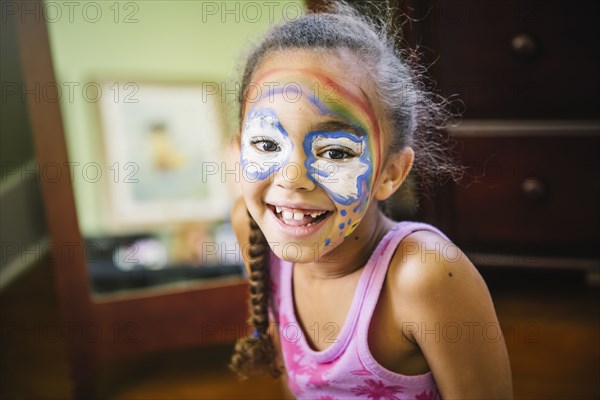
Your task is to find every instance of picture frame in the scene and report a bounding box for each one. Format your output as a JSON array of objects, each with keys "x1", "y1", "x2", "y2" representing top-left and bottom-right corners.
[{"x1": 96, "y1": 80, "x2": 231, "y2": 233}]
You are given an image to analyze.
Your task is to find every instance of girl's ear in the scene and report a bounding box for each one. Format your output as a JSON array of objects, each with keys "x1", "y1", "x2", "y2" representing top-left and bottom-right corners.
[{"x1": 374, "y1": 147, "x2": 414, "y2": 201}]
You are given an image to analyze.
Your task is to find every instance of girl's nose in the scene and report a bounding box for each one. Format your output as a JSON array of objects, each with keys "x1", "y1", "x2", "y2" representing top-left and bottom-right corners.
[{"x1": 273, "y1": 150, "x2": 316, "y2": 192}]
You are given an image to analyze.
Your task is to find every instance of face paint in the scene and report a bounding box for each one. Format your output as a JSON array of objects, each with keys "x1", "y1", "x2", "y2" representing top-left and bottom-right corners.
[
  {"x1": 303, "y1": 130, "x2": 371, "y2": 206},
  {"x1": 252, "y1": 66, "x2": 383, "y2": 183},
  {"x1": 240, "y1": 57, "x2": 387, "y2": 261},
  {"x1": 240, "y1": 108, "x2": 293, "y2": 181}
]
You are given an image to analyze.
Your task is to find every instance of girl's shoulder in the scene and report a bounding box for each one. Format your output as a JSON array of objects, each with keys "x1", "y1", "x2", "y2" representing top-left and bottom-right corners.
[
  {"x1": 386, "y1": 227, "x2": 493, "y2": 322},
  {"x1": 383, "y1": 227, "x2": 512, "y2": 398}
]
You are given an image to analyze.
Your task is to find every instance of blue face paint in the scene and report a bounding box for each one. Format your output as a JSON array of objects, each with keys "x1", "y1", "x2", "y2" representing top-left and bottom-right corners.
[
  {"x1": 302, "y1": 130, "x2": 372, "y2": 206},
  {"x1": 240, "y1": 108, "x2": 293, "y2": 181}
]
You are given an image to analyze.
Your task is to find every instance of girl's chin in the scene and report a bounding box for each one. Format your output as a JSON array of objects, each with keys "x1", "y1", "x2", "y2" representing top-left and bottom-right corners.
[
  {"x1": 269, "y1": 243, "x2": 332, "y2": 264},
  {"x1": 263, "y1": 227, "x2": 347, "y2": 264}
]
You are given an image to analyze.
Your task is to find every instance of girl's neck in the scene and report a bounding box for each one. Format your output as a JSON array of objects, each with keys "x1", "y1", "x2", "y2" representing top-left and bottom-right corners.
[{"x1": 297, "y1": 206, "x2": 395, "y2": 281}]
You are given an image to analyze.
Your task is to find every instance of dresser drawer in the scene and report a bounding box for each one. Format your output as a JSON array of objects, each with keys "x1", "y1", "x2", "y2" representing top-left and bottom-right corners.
[
  {"x1": 442, "y1": 122, "x2": 599, "y2": 255},
  {"x1": 413, "y1": 0, "x2": 600, "y2": 119}
]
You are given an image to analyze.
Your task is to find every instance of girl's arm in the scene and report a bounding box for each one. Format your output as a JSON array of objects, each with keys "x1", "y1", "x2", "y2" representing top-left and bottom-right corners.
[{"x1": 390, "y1": 230, "x2": 513, "y2": 399}]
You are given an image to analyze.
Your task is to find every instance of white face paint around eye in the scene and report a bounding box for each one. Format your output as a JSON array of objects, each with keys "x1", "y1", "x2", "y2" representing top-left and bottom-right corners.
[
  {"x1": 304, "y1": 132, "x2": 372, "y2": 206},
  {"x1": 310, "y1": 157, "x2": 369, "y2": 203},
  {"x1": 240, "y1": 109, "x2": 293, "y2": 181}
]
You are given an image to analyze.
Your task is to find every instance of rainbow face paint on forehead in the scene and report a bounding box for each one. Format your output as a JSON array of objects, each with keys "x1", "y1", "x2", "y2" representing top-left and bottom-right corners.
[
  {"x1": 240, "y1": 108, "x2": 293, "y2": 181},
  {"x1": 247, "y1": 66, "x2": 383, "y2": 180}
]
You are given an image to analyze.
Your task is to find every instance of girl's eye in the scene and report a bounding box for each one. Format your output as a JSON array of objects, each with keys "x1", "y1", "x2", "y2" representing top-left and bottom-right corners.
[
  {"x1": 250, "y1": 138, "x2": 280, "y2": 152},
  {"x1": 319, "y1": 148, "x2": 355, "y2": 160}
]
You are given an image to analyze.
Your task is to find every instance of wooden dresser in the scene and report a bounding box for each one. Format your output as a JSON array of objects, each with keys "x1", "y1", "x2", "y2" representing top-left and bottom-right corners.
[{"x1": 409, "y1": 0, "x2": 600, "y2": 270}]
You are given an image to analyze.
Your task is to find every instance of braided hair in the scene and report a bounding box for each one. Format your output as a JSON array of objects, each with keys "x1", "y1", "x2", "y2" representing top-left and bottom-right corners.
[{"x1": 229, "y1": 213, "x2": 282, "y2": 379}]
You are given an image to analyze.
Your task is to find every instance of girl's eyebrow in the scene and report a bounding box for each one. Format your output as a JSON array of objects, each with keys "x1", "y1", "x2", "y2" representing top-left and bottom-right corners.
[{"x1": 312, "y1": 120, "x2": 365, "y2": 137}]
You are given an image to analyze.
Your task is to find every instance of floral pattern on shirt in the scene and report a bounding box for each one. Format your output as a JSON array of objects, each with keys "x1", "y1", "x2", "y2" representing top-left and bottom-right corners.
[
  {"x1": 279, "y1": 313, "x2": 334, "y2": 394},
  {"x1": 350, "y1": 379, "x2": 404, "y2": 400}
]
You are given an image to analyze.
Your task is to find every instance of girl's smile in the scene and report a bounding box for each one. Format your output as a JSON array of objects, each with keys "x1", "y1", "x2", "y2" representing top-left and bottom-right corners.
[
  {"x1": 267, "y1": 203, "x2": 333, "y2": 227},
  {"x1": 267, "y1": 203, "x2": 334, "y2": 238}
]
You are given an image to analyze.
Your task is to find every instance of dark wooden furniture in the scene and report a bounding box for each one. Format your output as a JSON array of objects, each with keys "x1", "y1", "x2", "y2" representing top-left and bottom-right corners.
[
  {"x1": 430, "y1": 123, "x2": 600, "y2": 266},
  {"x1": 15, "y1": 2, "x2": 248, "y2": 398},
  {"x1": 408, "y1": 0, "x2": 600, "y2": 270}
]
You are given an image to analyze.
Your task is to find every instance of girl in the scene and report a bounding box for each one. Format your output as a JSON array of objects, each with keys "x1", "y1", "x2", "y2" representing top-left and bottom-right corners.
[{"x1": 229, "y1": 2, "x2": 513, "y2": 399}]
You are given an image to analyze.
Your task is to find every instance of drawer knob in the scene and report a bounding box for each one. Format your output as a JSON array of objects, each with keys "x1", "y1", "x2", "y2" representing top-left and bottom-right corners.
[
  {"x1": 511, "y1": 33, "x2": 539, "y2": 58},
  {"x1": 521, "y1": 178, "x2": 548, "y2": 204}
]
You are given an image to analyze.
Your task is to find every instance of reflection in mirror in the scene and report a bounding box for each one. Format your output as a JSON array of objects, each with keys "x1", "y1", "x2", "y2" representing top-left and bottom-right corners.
[{"x1": 44, "y1": 0, "x2": 305, "y2": 299}]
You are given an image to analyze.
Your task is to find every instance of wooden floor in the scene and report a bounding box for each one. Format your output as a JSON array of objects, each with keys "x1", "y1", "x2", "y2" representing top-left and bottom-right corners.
[{"x1": 1, "y1": 261, "x2": 598, "y2": 399}]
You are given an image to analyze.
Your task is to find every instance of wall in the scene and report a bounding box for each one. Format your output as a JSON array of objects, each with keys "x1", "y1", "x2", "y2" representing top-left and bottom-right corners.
[
  {"x1": 0, "y1": 0, "x2": 305, "y2": 289},
  {"x1": 45, "y1": 0, "x2": 305, "y2": 235}
]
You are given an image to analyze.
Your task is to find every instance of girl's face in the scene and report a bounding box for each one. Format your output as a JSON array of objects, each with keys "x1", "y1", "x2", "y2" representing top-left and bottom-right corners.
[{"x1": 240, "y1": 51, "x2": 389, "y2": 263}]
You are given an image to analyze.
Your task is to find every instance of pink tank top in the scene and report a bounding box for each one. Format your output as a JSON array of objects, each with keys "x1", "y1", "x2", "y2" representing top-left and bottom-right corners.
[{"x1": 269, "y1": 221, "x2": 447, "y2": 400}]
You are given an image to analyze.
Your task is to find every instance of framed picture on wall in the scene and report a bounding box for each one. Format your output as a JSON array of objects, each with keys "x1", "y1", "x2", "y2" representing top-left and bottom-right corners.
[{"x1": 96, "y1": 80, "x2": 231, "y2": 233}]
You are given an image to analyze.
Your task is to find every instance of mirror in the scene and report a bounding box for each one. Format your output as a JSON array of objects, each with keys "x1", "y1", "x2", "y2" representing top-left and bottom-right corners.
[{"x1": 44, "y1": 0, "x2": 306, "y2": 299}]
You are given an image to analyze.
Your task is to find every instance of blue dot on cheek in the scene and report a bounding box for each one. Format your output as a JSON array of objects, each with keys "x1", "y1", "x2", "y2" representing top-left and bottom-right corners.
[
  {"x1": 348, "y1": 219, "x2": 352, "y2": 225},
  {"x1": 341, "y1": 209, "x2": 347, "y2": 217},
  {"x1": 353, "y1": 206, "x2": 358, "y2": 213},
  {"x1": 325, "y1": 239, "x2": 331, "y2": 247},
  {"x1": 339, "y1": 223, "x2": 345, "y2": 230}
]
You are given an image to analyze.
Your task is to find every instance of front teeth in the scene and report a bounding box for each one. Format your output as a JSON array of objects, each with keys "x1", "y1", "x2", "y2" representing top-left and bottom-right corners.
[
  {"x1": 276, "y1": 207, "x2": 327, "y2": 222},
  {"x1": 275, "y1": 207, "x2": 326, "y2": 221},
  {"x1": 294, "y1": 212, "x2": 304, "y2": 221},
  {"x1": 282, "y1": 210, "x2": 293, "y2": 220},
  {"x1": 282, "y1": 211, "x2": 304, "y2": 221}
]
